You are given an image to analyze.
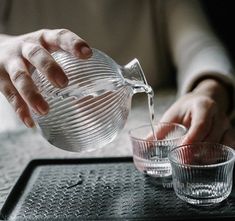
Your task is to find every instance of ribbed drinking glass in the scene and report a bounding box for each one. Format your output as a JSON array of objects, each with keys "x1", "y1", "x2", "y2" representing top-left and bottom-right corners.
[
  {"x1": 169, "y1": 142, "x2": 235, "y2": 206},
  {"x1": 129, "y1": 122, "x2": 187, "y2": 177}
]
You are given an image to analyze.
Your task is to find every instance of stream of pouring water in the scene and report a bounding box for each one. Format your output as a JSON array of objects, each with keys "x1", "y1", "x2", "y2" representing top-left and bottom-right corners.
[
  {"x1": 143, "y1": 85, "x2": 156, "y2": 139},
  {"x1": 148, "y1": 91, "x2": 157, "y2": 140}
]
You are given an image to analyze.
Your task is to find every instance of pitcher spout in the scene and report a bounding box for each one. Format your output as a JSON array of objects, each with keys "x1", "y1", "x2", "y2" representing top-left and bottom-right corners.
[{"x1": 122, "y1": 58, "x2": 152, "y2": 94}]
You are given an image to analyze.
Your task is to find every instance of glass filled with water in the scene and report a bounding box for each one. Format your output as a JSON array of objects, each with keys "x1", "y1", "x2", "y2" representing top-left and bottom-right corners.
[{"x1": 129, "y1": 123, "x2": 187, "y2": 177}]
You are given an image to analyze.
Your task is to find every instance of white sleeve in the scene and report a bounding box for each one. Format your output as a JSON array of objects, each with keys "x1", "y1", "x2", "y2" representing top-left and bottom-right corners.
[{"x1": 165, "y1": 0, "x2": 235, "y2": 101}]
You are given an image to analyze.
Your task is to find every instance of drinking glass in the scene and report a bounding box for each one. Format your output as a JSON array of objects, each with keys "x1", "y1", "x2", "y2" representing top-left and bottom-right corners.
[
  {"x1": 169, "y1": 142, "x2": 235, "y2": 206},
  {"x1": 129, "y1": 122, "x2": 187, "y2": 177}
]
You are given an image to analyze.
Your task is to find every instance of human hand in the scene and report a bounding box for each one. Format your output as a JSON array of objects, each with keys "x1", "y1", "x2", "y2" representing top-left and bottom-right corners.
[
  {"x1": 160, "y1": 79, "x2": 231, "y2": 144},
  {"x1": 0, "y1": 29, "x2": 92, "y2": 128},
  {"x1": 221, "y1": 125, "x2": 235, "y2": 149}
]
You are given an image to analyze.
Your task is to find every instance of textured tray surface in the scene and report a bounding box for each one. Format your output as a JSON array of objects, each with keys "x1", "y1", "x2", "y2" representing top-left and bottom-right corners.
[{"x1": 1, "y1": 158, "x2": 235, "y2": 221}]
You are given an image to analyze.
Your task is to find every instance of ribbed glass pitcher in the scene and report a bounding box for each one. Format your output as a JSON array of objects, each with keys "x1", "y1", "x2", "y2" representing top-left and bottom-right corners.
[{"x1": 32, "y1": 48, "x2": 152, "y2": 152}]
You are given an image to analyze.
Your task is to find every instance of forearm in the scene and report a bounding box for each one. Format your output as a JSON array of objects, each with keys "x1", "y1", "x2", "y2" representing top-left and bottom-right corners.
[
  {"x1": 166, "y1": 0, "x2": 235, "y2": 94},
  {"x1": 166, "y1": 0, "x2": 235, "y2": 116}
]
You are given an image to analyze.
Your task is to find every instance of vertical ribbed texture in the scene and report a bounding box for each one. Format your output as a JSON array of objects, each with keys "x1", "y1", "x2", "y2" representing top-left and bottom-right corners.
[
  {"x1": 129, "y1": 123, "x2": 187, "y2": 177},
  {"x1": 32, "y1": 49, "x2": 133, "y2": 152},
  {"x1": 169, "y1": 143, "x2": 235, "y2": 206}
]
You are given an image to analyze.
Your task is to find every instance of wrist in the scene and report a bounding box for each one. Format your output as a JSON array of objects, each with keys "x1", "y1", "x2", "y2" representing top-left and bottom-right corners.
[{"x1": 192, "y1": 78, "x2": 230, "y2": 113}]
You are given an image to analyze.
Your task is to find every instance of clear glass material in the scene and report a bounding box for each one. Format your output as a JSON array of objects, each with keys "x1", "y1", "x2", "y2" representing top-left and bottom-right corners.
[
  {"x1": 169, "y1": 142, "x2": 235, "y2": 206},
  {"x1": 129, "y1": 123, "x2": 187, "y2": 177},
  {"x1": 32, "y1": 48, "x2": 152, "y2": 152}
]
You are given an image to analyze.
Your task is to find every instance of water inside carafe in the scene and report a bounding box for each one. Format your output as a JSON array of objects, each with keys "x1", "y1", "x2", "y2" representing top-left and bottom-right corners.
[
  {"x1": 33, "y1": 48, "x2": 157, "y2": 151},
  {"x1": 33, "y1": 50, "x2": 134, "y2": 152}
]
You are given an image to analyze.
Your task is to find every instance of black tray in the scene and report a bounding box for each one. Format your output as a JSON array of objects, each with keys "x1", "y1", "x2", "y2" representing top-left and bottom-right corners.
[{"x1": 1, "y1": 157, "x2": 235, "y2": 221}]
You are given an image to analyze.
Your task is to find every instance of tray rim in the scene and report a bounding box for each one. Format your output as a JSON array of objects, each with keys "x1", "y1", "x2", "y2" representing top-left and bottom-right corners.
[{"x1": 1, "y1": 157, "x2": 235, "y2": 221}]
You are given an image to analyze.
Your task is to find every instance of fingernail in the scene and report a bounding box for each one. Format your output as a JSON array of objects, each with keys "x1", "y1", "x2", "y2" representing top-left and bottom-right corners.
[
  {"x1": 55, "y1": 75, "x2": 68, "y2": 88},
  {"x1": 80, "y1": 45, "x2": 92, "y2": 57},
  {"x1": 24, "y1": 117, "x2": 35, "y2": 128},
  {"x1": 36, "y1": 102, "x2": 49, "y2": 115}
]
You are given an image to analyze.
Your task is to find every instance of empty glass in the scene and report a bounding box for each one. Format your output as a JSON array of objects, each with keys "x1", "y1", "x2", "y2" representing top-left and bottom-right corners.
[
  {"x1": 129, "y1": 123, "x2": 187, "y2": 177},
  {"x1": 169, "y1": 142, "x2": 235, "y2": 206},
  {"x1": 32, "y1": 48, "x2": 153, "y2": 152}
]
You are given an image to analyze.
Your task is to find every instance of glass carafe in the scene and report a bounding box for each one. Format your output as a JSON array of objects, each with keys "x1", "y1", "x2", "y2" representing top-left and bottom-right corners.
[{"x1": 32, "y1": 48, "x2": 152, "y2": 152}]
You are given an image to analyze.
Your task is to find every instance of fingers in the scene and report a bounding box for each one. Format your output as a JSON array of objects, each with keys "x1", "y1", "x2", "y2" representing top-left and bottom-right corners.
[
  {"x1": 22, "y1": 42, "x2": 68, "y2": 88},
  {"x1": 5, "y1": 58, "x2": 49, "y2": 116},
  {"x1": 0, "y1": 67, "x2": 35, "y2": 128},
  {"x1": 22, "y1": 29, "x2": 93, "y2": 90},
  {"x1": 42, "y1": 29, "x2": 92, "y2": 59},
  {"x1": 153, "y1": 105, "x2": 181, "y2": 140},
  {"x1": 182, "y1": 104, "x2": 214, "y2": 144},
  {"x1": 159, "y1": 104, "x2": 181, "y2": 124},
  {"x1": 147, "y1": 124, "x2": 178, "y2": 141},
  {"x1": 221, "y1": 126, "x2": 235, "y2": 149},
  {"x1": 205, "y1": 113, "x2": 230, "y2": 142},
  {"x1": 0, "y1": 29, "x2": 92, "y2": 129}
]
